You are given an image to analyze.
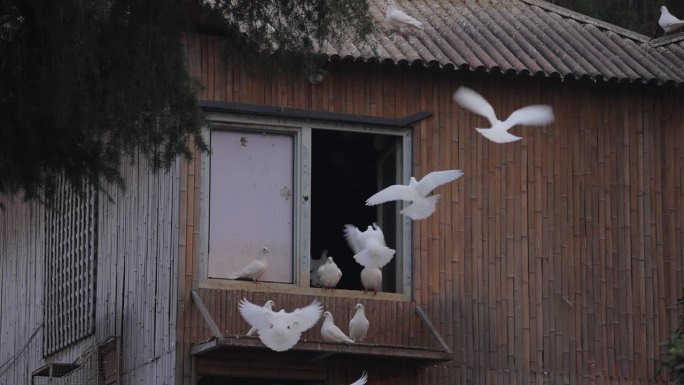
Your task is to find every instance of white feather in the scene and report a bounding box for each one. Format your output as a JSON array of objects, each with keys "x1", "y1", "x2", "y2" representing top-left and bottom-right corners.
[
  {"x1": 317, "y1": 256, "x2": 342, "y2": 289},
  {"x1": 246, "y1": 300, "x2": 275, "y2": 336},
  {"x1": 238, "y1": 298, "x2": 323, "y2": 352},
  {"x1": 350, "y1": 371, "x2": 369, "y2": 385},
  {"x1": 321, "y1": 311, "x2": 355, "y2": 344},
  {"x1": 227, "y1": 247, "x2": 270, "y2": 281},
  {"x1": 365, "y1": 170, "x2": 464, "y2": 220},
  {"x1": 349, "y1": 304, "x2": 369, "y2": 342},
  {"x1": 386, "y1": 0, "x2": 423, "y2": 31},
  {"x1": 453, "y1": 86, "x2": 554, "y2": 144},
  {"x1": 310, "y1": 249, "x2": 328, "y2": 288},
  {"x1": 343, "y1": 223, "x2": 395, "y2": 268},
  {"x1": 660, "y1": 6, "x2": 684, "y2": 33},
  {"x1": 360, "y1": 267, "x2": 382, "y2": 293}
]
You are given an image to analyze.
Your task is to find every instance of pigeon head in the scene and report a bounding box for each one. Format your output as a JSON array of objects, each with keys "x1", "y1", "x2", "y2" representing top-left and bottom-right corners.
[
  {"x1": 265, "y1": 300, "x2": 275, "y2": 308},
  {"x1": 354, "y1": 303, "x2": 364, "y2": 311},
  {"x1": 323, "y1": 311, "x2": 333, "y2": 319},
  {"x1": 387, "y1": 0, "x2": 394, "y2": 4},
  {"x1": 259, "y1": 247, "x2": 270, "y2": 256},
  {"x1": 326, "y1": 256, "x2": 334, "y2": 263}
]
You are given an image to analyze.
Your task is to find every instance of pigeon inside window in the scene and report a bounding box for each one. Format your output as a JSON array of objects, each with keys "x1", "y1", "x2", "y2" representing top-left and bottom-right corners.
[{"x1": 203, "y1": 120, "x2": 410, "y2": 295}]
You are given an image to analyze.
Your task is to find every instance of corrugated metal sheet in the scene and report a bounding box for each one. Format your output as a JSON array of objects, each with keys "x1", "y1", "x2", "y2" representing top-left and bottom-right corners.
[{"x1": 323, "y1": 0, "x2": 684, "y2": 85}]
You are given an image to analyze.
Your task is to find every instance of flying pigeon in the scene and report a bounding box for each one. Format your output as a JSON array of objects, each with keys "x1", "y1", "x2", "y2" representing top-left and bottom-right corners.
[
  {"x1": 350, "y1": 372, "x2": 369, "y2": 385},
  {"x1": 349, "y1": 303, "x2": 369, "y2": 342},
  {"x1": 310, "y1": 249, "x2": 329, "y2": 288},
  {"x1": 317, "y1": 256, "x2": 343, "y2": 290},
  {"x1": 343, "y1": 223, "x2": 396, "y2": 269},
  {"x1": 659, "y1": 6, "x2": 684, "y2": 34},
  {"x1": 321, "y1": 311, "x2": 355, "y2": 344},
  {"x1": 365, "y1": 170, "x2": 464, "y2": 220},
  {"x1": 238, "y1": 297, "x2": 323, "y2": 352},
  {"x1": 245, "y1": 300, "x2": 275, "y2": 336},
  {"x1": 386, "y1": 0, "x2": 423, "y2": 33},
  {"x1": 453, "y1": 86, "x2": 554, "y2": 144},
  {"x1": 360, "y1": 267, "x2": 382, "y2": 294},
  {"x1": 227, "y1": 246, "x2": 270, "y2": 283}
]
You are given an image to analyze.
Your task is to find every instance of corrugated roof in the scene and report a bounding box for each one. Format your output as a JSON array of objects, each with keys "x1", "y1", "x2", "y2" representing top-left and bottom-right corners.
[{"x1": 323, "y1": 0, "x2": 684, "y2": 86}]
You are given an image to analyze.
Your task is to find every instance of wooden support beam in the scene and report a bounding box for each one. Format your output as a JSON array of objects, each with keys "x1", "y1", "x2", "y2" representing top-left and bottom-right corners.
[
  {"x1": 191, "y1": 290, "x2": 223, "y2": 338},
  {"x1": 415, "y1": 305, "x2": 453, "y2": 355}
]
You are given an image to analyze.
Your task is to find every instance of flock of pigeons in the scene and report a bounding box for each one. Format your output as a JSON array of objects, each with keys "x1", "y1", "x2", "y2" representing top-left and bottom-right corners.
[{"x1": 227, "y1": 1, "x2": 684, "y2": 383}]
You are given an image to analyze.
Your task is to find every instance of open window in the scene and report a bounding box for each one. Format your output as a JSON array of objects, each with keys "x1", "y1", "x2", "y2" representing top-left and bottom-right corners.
[{"x1": 200, "y1": 106, "x2": 412, "y2": 296}]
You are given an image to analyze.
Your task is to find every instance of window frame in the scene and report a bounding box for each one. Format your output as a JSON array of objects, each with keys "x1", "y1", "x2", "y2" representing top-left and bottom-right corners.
[{"x1": 199, "y1": 111, "x2": 412, "y2": 301}]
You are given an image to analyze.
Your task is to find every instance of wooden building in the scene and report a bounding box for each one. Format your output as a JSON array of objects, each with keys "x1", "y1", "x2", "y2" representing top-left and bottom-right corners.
[{"x1": 1, "y1": 0, "x2": 683, "y2": 384}]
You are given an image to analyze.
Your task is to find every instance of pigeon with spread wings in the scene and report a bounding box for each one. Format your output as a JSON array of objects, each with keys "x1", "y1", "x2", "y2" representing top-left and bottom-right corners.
[
  {"x1": 453, "y1": 86, "x2": 554, "y2": 144},
  {"x1": 365, "y1": 170, "x2": 463, "y2": 220},
  {"x1": 238, "y1": 298, "x2": 322, "y2": 352}
]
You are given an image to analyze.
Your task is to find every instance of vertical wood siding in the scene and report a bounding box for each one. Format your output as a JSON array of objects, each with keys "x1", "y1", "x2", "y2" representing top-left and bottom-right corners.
[
  {"x1": 0, "y1": 156, "x2": 180, "y2": 385},
  {"x1": 178, "y1": 34, "x2": 684, "y2": 385}
]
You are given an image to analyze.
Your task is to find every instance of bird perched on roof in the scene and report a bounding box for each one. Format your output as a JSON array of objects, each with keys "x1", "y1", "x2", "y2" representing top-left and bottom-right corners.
[
  {"x1": 227, "y1": 246, "x2": 270, "y2": 283},
  {"x1": 453, "y1": 86, "x2": 554, "y2": 144},
  {"x1": 238, "y1": 298, "x2": 323, "y2": 352},
  {"x1": 349, "y1": 303, "x2": 369, "y2": 342},
  {"x1": 659, "y1": 6, "x2": 684, "y2": 34},
  {"x1": 317, "y1": 255, "x2": 343, "y2": 290},
  {"x1": 245, "y1": 300, "x2": 275, "y2": 336},
  {"x1": 386, "y1": 0, "x2": 423, "y2": 33},
  {"x1": 365, "y1": 170, "x2": 464, "y2": 220},
  {"x1": 350, "y1": 371, "x2": 369, "y2": 385},
  {"x1": 321, "y1": 311, "x2": 355, "y2": 344}
]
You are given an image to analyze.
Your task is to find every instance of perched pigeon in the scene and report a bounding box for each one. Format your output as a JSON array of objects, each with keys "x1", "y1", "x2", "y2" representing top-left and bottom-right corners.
[
  {"x1": 246, "y1": 300, "x2": 275, "y2": 336},
  {"x1": 317, "y1": 256, "x2": 343, "y2": 290},
  {"x1": 227, "y1": 246, "x2": 270, "y2": 282},
  {"x1": 238, "y1": 298, "x2": 323, "y2": 352},
  {"x1": 365, "y1": 170, "x2": 464, "y2": 220},
  {"x1": 350, "y1": 371, "x2": 369, "y2": 385},
  {"x1": 453, "y1": 86, "x2": 554, "y2": 144},
  {"x1": 321, "y1": 311, "x2": 355, "y2": 344},
  {"x1": 659, "y1": 6, "x2": 684, "y2": 34},
  {"x1": 310, "y1": 249, "x2": 329, "y2": 288},
  {"x1": 343, "y1": 223, "x2": 396, "y2": 268},
  {"x1": 360, "y1": 267, "x2": 382, "y2": 294},
  {"x1": 349, "y1": 303, "x2": 369, "y2": 342},
  {"x1": 386, "y1": 0, "x2": 423, "y2": 33}
]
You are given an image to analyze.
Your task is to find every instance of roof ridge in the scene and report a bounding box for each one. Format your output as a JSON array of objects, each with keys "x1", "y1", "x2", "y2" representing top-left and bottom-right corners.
[
  {"x1": 649, "y1": 32, "x2": 684, "y2": 48},
  {"x1": 519, "y1": 0, "x2": 651, "y2": 43}
]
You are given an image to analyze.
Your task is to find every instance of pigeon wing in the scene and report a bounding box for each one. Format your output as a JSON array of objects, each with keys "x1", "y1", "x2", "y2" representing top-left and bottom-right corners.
[
  {"x1": 365, "y1": 184, "x2": 414, "y2": 205},
  {"x1": 390, "y1": 9, "x2": 423, "y2": 28},
  {"x1": 505, "y1": 105, "x2": 554, "y2": 127},
  {"x1": 288, "y1": 300, "x2": 323, "y2": 333},
  {"x1": 414, "y1": 169, "x2": 464, "y2": 197},
  {"x1": 343, "y1": 225, "x2": 366, "y2": 254},
  {"x1": 350, "y1": 371, "x2": 368, "y2": 385},
  {"x1": 453, "y1": 87, "x2": 498, "y2": 126},
  {"x1": 238, "y1": 298, "x2": 273, "y2": 331}
]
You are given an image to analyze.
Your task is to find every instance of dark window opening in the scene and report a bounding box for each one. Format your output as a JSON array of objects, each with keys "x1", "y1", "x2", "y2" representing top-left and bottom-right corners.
[{"x1": 310, "y1": 129, "x2": 401, "y2": 293}]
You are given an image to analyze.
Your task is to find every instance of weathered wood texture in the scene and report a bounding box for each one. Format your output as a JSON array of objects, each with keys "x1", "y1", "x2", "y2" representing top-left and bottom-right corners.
[
  {"x1": 0, "y1": 156, "x2": 181, "y2": 384},
  {"x1": 178, "y1": 34, "x2": 684, "y2": 385}
]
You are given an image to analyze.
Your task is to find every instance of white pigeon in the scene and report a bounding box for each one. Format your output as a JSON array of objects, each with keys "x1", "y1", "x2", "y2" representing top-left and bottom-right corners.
[
  {"x1": 343, "y1": 223, "x2": 396, "y2": 270},
  {"x1": 321, "y1": 311, "x2": 355, "y2": 344},
  {"x1": 310, "y1": 249, "x2": 329, "y2": 288},
  {"x1": 365, "y1": 170, "x2": 464, "y2": 220},
  {"x1": 245, "y1": 300, "x2": 275, "y2": 336},
  {"x1": 317, "y1": 256, "x2": 343, "y2": 290},
  {"x1": 348, "y1": 303, "x2": 369, "y2": 342},
  {"x1": 227, "y1": 246, "x2": 270, "y2": 282},
  {"x1": 453, "y1": 86, "x2": 554, "y2": 144},
  {"x1": 386, "y1": 0, "x2": 423, "y2": 33},
  {"x1": 659, "y1": 6, "x2": 684, "y2": 34},
  {"x1": 350, "y1": 371, "x2": 368, "y2": 385},
  {"x1": 238, "y1": 297, "x2": 323, "y2": 352},
  {"x1": 360, "y1": 267, "x2": 382, "y2": 294}
]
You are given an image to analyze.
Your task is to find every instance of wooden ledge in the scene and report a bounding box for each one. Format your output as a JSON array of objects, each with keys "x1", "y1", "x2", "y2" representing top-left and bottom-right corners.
[{"x1": 191, "y1": 336, "x2": 452, "y2": 365}]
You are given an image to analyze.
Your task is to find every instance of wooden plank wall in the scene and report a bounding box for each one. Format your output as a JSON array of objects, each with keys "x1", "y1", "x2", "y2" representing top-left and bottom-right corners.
[
  {"x1": 178, "y1": 33, "x2": 684, "y2": 385},
  {"x1": 0, "y1": 155, "x2": 181, "y2": 384}
]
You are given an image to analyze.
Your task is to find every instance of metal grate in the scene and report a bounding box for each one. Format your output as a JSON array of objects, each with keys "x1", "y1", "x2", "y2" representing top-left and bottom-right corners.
[
  {"x1": 43, "y1": 179, "x2": 97, "y2": 356},
  {"x1": 32, "y1": 338, "x2": 119, "y2": 385}
]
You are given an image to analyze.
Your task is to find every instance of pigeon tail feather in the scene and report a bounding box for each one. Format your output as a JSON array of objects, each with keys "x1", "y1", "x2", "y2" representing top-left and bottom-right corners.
[
  {"x1": 353, "y1": 245, "x2": 396, "y2": 268},
  {"x1": 400, "y1": 194, "x2": 440, "y2": 220}
]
